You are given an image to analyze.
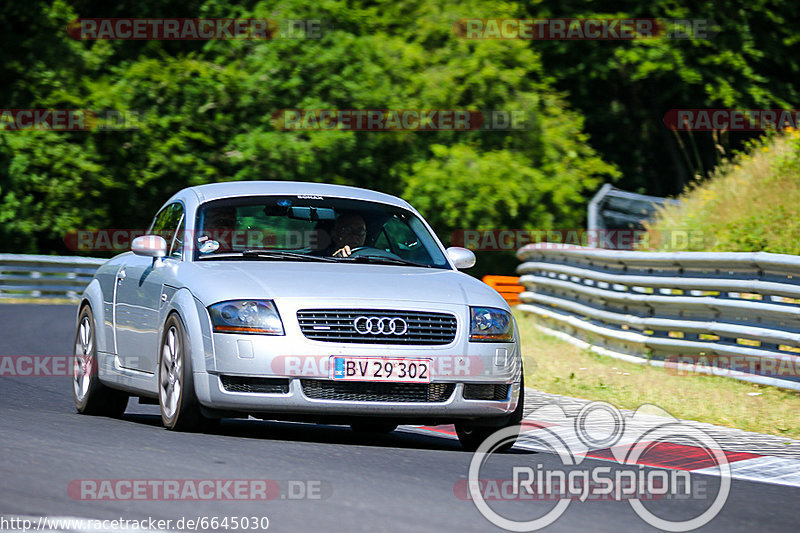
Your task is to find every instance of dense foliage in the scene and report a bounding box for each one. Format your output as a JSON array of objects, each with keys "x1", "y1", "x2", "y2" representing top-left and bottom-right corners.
[
  {"x1": 530, "y1": 0, "x2": 800, "y2": 196},
  {"x1": 1, "y1": 1, "x2": 797, "y2": 273}
]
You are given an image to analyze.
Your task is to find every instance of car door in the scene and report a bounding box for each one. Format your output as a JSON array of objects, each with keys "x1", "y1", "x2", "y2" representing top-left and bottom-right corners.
[{"x1": 114, "y1": 203, "x2": 184, "y2": 374}]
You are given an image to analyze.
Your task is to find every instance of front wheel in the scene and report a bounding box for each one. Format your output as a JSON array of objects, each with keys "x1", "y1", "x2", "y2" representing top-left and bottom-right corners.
[
  {"x1": 73, "y1": 305, "x2": 129, "y2": 417},
  {"x1": 159, "y1": 314, "x2": 205, "y2": 431},
  {"x1": 455, "y1": 375, "x2": 525, "y2": 452}
]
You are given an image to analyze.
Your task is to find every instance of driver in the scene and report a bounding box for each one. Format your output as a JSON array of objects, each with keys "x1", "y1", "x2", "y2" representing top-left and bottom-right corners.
[
  {"x1": 200, "y1": 205, "x2": 238, "y2": 252},
  {"x1": 331, "y1": 213, "x2": 367, "y2": 257}
]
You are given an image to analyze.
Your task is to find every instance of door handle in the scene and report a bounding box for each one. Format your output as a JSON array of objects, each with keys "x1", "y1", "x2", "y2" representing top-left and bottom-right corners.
[{"x1": 117, "y1": 269, "x2": 126, "y2": 283}]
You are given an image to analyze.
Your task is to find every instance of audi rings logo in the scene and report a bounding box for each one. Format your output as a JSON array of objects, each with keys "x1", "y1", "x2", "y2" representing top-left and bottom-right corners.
[{"x1": 353, "y1": 316, "x2": 408, "y2": 335}]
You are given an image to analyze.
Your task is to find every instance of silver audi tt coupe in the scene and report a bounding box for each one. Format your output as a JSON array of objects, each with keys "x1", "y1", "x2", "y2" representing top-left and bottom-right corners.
[{"x1": 73, "y1": 181, "x2": 524, "y2": 450}]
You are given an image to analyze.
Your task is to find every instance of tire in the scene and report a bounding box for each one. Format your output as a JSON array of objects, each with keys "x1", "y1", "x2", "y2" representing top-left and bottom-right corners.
[
  {"x1": 73, "y1": 305, "x2": 129, "y2": 417},
  {"x1": 159, "y1": 313, "x2": 205, "y2": 431},
  {"x1": 350, "y1": 421, "x2": 399, "y2": 434},
  {"x1": 456, "y1": 374, "x2": 525, "y2": 452}
]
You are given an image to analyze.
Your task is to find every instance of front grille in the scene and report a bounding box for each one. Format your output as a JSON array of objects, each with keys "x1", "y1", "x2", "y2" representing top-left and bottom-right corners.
[
  {"x1": 301, "y1": 379, "x2": 455, "y2": 403},
  {"x1": 220, "y1": 375, "x2": 290, "y2": 394},
  {"x1": 463, "y1": 384, "x2": 510, "y2": 401},
  {"x1": 297, "y1": 309, "x2": 457, "y2": 345}
]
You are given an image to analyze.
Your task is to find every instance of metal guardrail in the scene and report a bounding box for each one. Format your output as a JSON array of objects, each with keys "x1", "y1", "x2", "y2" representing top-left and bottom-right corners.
[
  {"x1": 0, "y1": 254, "x2": 105, "y2": 300},
  {"x1": 516, "y1": 244, "x2": 800, "y2": 391},
  {"x1": 588, "y1": 183, "x2": 680, "y2": 237}
]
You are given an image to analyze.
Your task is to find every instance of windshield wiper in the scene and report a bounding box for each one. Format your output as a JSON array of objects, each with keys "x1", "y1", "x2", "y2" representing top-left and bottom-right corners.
[
  {"x1": 242, "y1": 250, "x2": 339, "y2": 262},
  {"x1": 198, "y1": 250, "x2": 337, "y2": 262},
  {"x1": 341, "y1": 255, "x2": 433, "y2": 268},
  {"x1": 198, "y1": 250, "x2": 431, "y2": 267}
]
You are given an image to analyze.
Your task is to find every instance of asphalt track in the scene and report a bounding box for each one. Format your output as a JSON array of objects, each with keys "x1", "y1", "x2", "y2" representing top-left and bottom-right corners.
[{"x1": 0, "y1": 304, "x2": 797, "y2": 532}]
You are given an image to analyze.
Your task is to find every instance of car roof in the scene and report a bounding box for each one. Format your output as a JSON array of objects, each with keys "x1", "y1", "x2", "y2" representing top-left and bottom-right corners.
[{"x1": 179, "y1": 181, "x2": 413, "y2": 210}]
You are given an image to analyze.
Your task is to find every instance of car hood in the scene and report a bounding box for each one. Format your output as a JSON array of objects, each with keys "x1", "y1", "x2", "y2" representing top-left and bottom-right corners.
[{"x1": 185, "y1": 261, "x2": 507, "y2": 308}]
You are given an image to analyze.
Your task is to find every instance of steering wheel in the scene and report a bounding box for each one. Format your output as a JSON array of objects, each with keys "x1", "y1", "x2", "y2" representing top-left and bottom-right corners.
[
  {"x1": 347, "y1": 246, "x2": 401, "y2": 259},
  {"x1": 346, "y1": 246, "x2": 370, "y2": 255},
  {"x1": 332, "y1": 246, "x2": 371, "y2": 258}
]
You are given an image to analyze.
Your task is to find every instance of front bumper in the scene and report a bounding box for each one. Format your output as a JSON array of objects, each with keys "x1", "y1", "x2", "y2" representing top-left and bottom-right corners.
[
  {"x1": 193, "y1": 372, "x2": 522, "y2": 419},
  {"x1": 192, "y1": 297, "x2": 522, "y2": 420}
]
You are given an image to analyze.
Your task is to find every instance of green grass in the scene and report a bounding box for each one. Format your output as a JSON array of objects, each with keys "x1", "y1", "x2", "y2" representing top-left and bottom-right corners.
[
  {"x1": 517, "y1": 311, "x2": 800, "y2": 439},
  {"x1": 644, "y1": 131, "x2": 800, "y2": 253}
]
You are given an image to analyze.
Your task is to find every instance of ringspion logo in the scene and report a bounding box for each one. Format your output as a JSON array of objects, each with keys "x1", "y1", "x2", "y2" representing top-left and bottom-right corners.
[{"x1": 465, "y1": 402, "x2": 730, "y2": 531}]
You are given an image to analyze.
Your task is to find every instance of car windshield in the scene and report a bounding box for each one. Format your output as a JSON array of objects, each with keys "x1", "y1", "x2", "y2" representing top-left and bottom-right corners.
[{"x1": 193, "y1": 195, "x2": 450, "y2": 268}]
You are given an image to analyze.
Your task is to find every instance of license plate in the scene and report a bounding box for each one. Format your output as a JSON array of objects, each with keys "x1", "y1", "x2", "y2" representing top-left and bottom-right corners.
[{"x1": 329, "y1": 356, "x2": 432, "y2": 383}]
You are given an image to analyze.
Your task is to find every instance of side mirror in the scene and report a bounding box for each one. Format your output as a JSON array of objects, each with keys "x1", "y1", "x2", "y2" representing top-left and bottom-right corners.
[
  {"x1": 446, "y1": 247, "x2": 476, "y2": 269},
  {"x1": 132, "y1": 235, "x2": 167, "y2": 258}
]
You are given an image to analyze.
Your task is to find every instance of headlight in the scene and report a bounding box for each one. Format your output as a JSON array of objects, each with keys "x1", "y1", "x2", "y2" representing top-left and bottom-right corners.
[
  {"x1": 469, "y1": 307, "x2": 513, "y2": 342},
  {"x1": 209, "y1": 300, "x2": 284, "y2": 335}
]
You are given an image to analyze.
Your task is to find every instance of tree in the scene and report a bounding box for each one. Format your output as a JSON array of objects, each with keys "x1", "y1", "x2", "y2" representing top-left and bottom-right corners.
[
  {"x1": 524, "y1": 0, "x2": 800, "y2": 195},
  {"x1": 1, "y1": 0, "x2": 618, "y2": 275}
]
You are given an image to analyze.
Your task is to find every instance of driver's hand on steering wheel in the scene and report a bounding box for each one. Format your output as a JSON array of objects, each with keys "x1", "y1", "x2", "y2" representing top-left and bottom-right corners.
[{"x1": 333, "y1": 245, "x2": 352, "y2": 258}]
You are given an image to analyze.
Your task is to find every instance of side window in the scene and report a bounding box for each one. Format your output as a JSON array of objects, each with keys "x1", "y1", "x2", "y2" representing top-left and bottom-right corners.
[
  {"x1": 170, "y1": 215, "x2": 185, "y2": 258},
  {"x1": 149, "y1": 203, "x2": 184, "y2": 260},
  {"x1": 382, "y1": 215, "x2": 426, "y2": 262},
  {"x1": 149, "y1": 209, "x2": 168, "y2": 235}
]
